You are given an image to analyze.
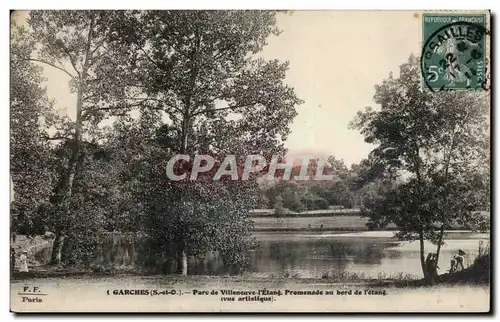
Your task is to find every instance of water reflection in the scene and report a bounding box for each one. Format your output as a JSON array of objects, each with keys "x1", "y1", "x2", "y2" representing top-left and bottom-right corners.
[
  {"x1": 245, "y1": 234, "x2": 485, "y2": 278},
  {"x1": 250, "y1": 236, "x2": 390, "y2": 278},
  {"x1": 85, "y1": 232, "x2": 487, "y2": 279}
]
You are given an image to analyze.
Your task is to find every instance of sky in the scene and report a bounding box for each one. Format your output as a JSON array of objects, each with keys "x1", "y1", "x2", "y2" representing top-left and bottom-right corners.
[
  {"x1": 13, "y1": 10, "x2": 423, "y2": 166},
  {"x1": 259, "y1": 11, "x2": 422, "y2": 165}
]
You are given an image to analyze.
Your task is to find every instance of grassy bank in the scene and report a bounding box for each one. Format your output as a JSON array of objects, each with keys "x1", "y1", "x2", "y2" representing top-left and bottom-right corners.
[
  {"x1": 395, "y1": 253, "x2": 490, "y2": 288},
  {"x1": 251, "y1": 216, "x2": 370, "y2": 231},
  {"x1": 10, "y1": 268, "x2": 414, "y2": 288},
  {"x1": 251, "y1": 216, "x2": 487, "y2": 232},
  {"x1": 12, "y1": 265, "x2": 488, "y2": 289}
]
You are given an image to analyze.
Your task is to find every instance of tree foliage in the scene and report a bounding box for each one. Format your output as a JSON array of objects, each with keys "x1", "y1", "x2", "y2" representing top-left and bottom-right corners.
[
  {"x1": 13, "y1": 10, "x2": 303, "y2": 273},
  {"x1": 350, "y1": 55, "x2": 490, "y2": 280},
  {"x1": 105, "y1": 11, "x2": 303, "y2": 275},
  {"x1": 10, "y1": 21, "x2": 56, "y2": 235},
  {"x1": 11, "y1": 11, "x2": 149, "y2": 264}
]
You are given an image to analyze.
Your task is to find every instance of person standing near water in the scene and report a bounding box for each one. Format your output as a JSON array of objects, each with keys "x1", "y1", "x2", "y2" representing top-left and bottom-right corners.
[
  {"x1": 19, "y1": 250, "x2": 29, "y2": 273},
  {"x1": 453, "y1": 249, "x2": 466, "y2": 271},
  {"x1": 10, "y1": 175, "x2": 17, "y2": 275},
  {"x1": 10, "y1": 174, "x2": 14, "y2": 203},
  {"x1": 10, "y1": 247, "x2": 16, "y2": 274}
]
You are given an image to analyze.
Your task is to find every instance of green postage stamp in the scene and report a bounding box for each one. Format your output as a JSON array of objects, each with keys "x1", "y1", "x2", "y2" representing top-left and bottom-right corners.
[{"x1": 421, "y1": 13, "x2": 488, "y2": 91}]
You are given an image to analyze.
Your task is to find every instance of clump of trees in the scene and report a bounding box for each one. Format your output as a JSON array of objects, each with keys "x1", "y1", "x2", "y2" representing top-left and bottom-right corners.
[
  {"x1": 10, "y1": 10, "x2": 302, "y2": 275},
  {"x1": 11, "y1": 21, "x2": 56, "y2": 236},
  {"x1": 261, "y1": 156, "x2": 385, "y2": 213},
  {"x1": 350, "y1": 55, "x2": 490, "y2": 283}
]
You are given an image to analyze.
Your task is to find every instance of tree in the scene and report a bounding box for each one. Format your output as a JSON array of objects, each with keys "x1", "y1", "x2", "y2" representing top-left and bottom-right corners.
[
  {"x1": 10, "y1": 20, "x2": 56, "y2": 235},
  {"x1": 12, "y1": 11, "x2": 143, "y2": 264},
  {"x1": 117, "y1": 11, "x2": 302, "y2": 275},
  {"x1": 350, "y1": 55, "x2": 490, "y2": 282},
  {"x1": 137, "y1": 131, "x2": 261, "y2": 275},
  {"x1": 273, "y1": 195, "x2": 286, "y2": 216},
  {"x1": 57, "y1": 142, "x2": 113, "y2": 266},
  {"x1": 281, "y1": 189, "x2": 306, "y2": 213}
]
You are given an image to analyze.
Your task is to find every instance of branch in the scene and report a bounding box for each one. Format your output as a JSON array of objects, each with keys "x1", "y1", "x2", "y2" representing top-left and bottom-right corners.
[
  {"x1": 142, "y1": 98, "x2": 184, "y2": 114},
  {"x1": 191, "y1": 102, "x2": 259, "y2": 117},
  {"x1": 24, "y1": 58, "x2": 75, "y2": 79},
  {"x1": 82, "y1": 14, "x2": 95, "y2": 71},
  {"x1": 59, "y1": 43, "x2": 81, "y2": 77},
  {"x1": 110, "y1": 97, "x2": 184, "y2": 115},
  {"x1": 90, "y1": 34, "x2": 108, "y2": 56},
  {"x1": 83, "y1": 93, "x2": 100, "y2": 101},
  {"x1": 171, "y1": 44, "x2": 190, "y2": 60},
  {"x1": 81, "y1": 96, "x2": 183, "y2": 119},
  {"x1": 81, "y1": 98, "x2": 173, "y2": 120},
  {"x1": 213, "y1": 43, "x2": 233, "y2": 61},
  {"x1": 139, "y1": 47, "x2": 163, "y2": 69},
  {"x1": 191, "y1": 94, "x2": 226, "y2": 113},
  {"x1": 82, "y1": 99, "x2": 148, "y2": 113},
  {"x1": 90, "y1": 51, "x2": 108, "y2": 65},
  {"x1": 41, "y1": 134, "x2": 71, "y2": 141},
  {"x1": 159, "y1": 28, "x2": 191, "y2": 60}
]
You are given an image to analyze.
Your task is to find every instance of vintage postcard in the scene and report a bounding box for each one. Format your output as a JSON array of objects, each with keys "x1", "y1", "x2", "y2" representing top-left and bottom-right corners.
[{"x1": 10, "y1": 10, "x2": 491, "y2": 313}]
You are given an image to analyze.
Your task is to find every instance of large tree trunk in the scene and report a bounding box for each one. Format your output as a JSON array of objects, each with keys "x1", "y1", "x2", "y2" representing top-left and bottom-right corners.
[
  {"x1": 435, "y1": 225, "x2": 445, "y2": 265},
  {"x1": 419, "y1": 231, "x2": 427, "y2": 280},
  {"x1": 176, "y1": 249, "x2": 188, "y2": 275},
  {"x1": 49, "y1": 62, "x2": 86, "y2": 265},
  {"x1": 50, "y1": 233, "x2": 66, "y2": 265},
  {"x1": 181, "y1": 250, "x2": 187, "y2": 275},
  {"x1": 428, "y1": 224, "x2": 446, "y2": 285},
  {"x1": 176, "y1": 112, "x2": 190, "y2": 276},
  {"x1": 50, "y1": 146, "x2": 79, "y2": 266},
  {"x1": 47, "y1": 14, "x2": 95, "y2": 267},
  {"x1": 174, "y1": 27, "x2": 200, "y2": 276},
  {"x1": 176, "y1": 121, "x2": 189, "y2": 277}
]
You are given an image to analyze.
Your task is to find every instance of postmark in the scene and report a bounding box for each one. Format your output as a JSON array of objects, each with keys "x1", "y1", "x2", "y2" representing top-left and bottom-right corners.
[{"x1": 421, "y1": 14, "x2": 488, "y2": 91}]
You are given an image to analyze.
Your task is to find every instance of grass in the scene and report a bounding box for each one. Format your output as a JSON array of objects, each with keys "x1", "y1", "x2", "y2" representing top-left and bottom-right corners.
[
  {"x1": 392, "y1": 251, "x2": 490, "y2": 288},
  {"x1": 252, "y1": 216, "x2": 370, "y2": 231},
  {"x1": 319, "y1": 271, "x2": 417, "y2": 282}
]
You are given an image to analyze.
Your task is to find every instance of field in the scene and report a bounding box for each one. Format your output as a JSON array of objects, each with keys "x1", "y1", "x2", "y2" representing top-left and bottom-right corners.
[{"x1": 252, "y1": 215, "x2": 371, "y2": 231}]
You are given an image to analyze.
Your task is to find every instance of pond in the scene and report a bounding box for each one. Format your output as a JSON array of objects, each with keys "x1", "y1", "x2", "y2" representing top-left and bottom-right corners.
[
  {"x1": 185, "y1": 231, "x2": 489, "y2": 279},
  {"x1": 33, "y1": 231, "x2": 488, "y2": 279}
]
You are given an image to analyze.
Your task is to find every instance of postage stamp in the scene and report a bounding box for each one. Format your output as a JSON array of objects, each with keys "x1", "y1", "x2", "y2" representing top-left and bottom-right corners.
[{"x1": 421, "y1": 14, "x2": 488, "y2": 91}]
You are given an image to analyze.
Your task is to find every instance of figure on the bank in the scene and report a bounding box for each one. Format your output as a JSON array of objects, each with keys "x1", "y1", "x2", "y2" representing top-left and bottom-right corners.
[
  {"x1": 449, "y1": 257, "x2": 457, "y2": 273},
  {"x1": 454, "y1": 249, "x2": 466, "y2": 272},
  {"x1": 10, "y1": 247, "x2": 16, "y2": 273},
  {"x1": 425, "y1": 252, "x2": 439, "y2": 282},
  {"x1": 19, "y1": 250, "x2": 29, "y2": 273},
  {"x1": 43, "y1": 226, "x2": 56, "y2": 240}
]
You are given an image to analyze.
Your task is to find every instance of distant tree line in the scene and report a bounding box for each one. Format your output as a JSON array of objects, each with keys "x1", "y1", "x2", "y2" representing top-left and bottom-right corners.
[{"x1": 261, "y1": 156, "x2": 387, "y2": 213}]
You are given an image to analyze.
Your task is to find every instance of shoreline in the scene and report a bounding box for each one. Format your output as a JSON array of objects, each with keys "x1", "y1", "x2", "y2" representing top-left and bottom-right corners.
[
  {"x1": 10, "y1": 271, "x2": 490, "y2": 288},
  {"x1": 11, "y1": 267, "x2": 490, "y2": 288}
]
